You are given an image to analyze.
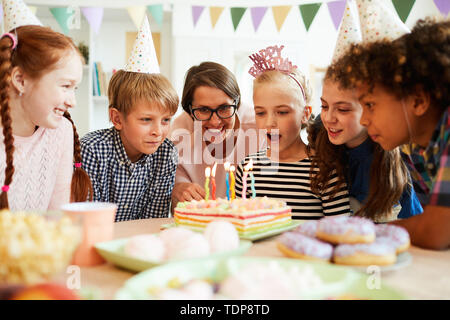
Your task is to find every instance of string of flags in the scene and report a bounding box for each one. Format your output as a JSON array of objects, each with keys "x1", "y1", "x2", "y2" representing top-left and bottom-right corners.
[{"x1": 1, "y1": 1, "x2": 448, "y2": 36}]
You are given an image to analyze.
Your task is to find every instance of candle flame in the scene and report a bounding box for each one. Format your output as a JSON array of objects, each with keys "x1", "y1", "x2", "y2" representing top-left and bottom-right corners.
[
  {"x1": 224, "y1": 162, "x2": 230, "y2": 171},
  {"x1": 230, "y1": 165, "x2": 235, "y2": 172},
  {"x1": 244, "y1": 159, "x2": 253, "y2": 171},
  {"x1": 211, "y1": 162, "x2": 217, "y2": 177},
  {"x1": 205, "y1": 167, "x2": 211, "y2": 177}
]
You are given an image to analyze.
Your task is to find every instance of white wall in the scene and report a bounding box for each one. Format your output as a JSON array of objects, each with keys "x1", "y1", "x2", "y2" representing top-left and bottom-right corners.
[{"x1": 34, "y1": 0, "x2": 443, "y2": 134}]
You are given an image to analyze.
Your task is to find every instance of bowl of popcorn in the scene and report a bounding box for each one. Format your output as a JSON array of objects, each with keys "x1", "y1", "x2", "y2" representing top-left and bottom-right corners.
[{"x1": 0, "y1": 210, "x2": 82, "y2": 285}]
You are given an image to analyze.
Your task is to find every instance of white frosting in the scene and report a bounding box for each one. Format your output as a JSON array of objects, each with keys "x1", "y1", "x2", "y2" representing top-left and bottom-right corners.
[
  {"x1": 294, "y1": 221, "x2": 318, "y2": 238},
  {"x1": 334, "y1": 242, "x2": 395, "y2": 257},
  {"x1": 165, "y1": 233, "x2": 210, "y2": 260},
  {"x1": 317, "y1": 216, "x2": 375, "y2": 236},
  {"x1": 279, "y1": 232, "x2": 333, "y2": 259}
]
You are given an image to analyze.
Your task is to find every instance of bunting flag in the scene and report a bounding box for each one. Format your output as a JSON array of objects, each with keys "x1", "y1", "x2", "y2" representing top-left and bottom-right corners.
[
  {"x1": 434, "y1": 0, "x2": 450, "y2": 16},
  {"x1": 327, "y1": 0, "x2": 346, "y2": 30},
  {"x1": 272, "y1": 6, "x2": 292, "y2": 32},
  {"x1": 192, "y1": 6, "x2": 205, "y2": 27},
  {"x1": 81, "y1": 7, "x2": 103, "y2": 34},
  {"x1": 392, "y1": 0, "x2": 416, "y2": 23},
  {"x1": 299, "y1": 3, "x2": 322, "y2": 31},
  {"x1": 230, "y1": 7, "x2": 247, "y2": 31},
  {"x1": 147, "y1": 4, "x2": 164, "y2": 27},
  {"x1": 250, "y1": 7, "x2": 268, "y2": 32},
  {"x1": 50, "y1": 7, "x2": 72, "y2": 34},
  {"x1": 127, "y1": 6, "x2": 146, "y2": 29},
  {"x1": 210, "y1": 7, "x2": 224, "y2": 29}
]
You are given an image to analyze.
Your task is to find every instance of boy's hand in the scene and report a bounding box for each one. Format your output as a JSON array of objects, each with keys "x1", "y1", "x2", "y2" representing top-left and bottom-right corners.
[{"x1": 172, "y1": 182, "x2": 206, "y2": 205}]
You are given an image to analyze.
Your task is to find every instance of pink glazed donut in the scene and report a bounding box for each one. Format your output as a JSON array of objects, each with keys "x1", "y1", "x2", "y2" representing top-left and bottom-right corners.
[
  {"x1": 333, "y1": 242, "x2": 396, "y2": 266},
  {"x1": 375, "y1": 224, "x2": 410, "y2": 254},
  {"x1": 292, "y1": 220, "x2": 318, "y2": 238},
  {"x1": 277, "y1": 231, "x2": 333, "y2": 262},
  {"x1": 316, "y1": 216, "x2": 376, "y2": 244}
]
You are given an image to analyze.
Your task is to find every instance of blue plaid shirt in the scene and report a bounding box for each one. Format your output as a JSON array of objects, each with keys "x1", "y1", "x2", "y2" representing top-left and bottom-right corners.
[{"x1": 81, "y1": 127, "x2": 178, "y2": 221}]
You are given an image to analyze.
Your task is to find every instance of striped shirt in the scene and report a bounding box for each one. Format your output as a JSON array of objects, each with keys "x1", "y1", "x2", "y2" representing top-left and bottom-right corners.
[
  {"x1": 81, "y1": 127, "x2": 178, "y2": 222},
  {"x1": 235, "y1": 149, "x2": 351, "y2": 219}
]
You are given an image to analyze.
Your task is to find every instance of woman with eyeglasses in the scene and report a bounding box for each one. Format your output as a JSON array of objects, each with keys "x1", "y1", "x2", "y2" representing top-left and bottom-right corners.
[{"x1": 169, "y1": 62, "x2": 263, "y2": 209}]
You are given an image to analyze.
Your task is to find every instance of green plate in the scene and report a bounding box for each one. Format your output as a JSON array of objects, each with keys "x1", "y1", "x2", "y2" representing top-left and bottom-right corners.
[
  {"x1": 161, "y1": 220, "x2": 303, "y2": 241},
  {"x1": 94, "y1": 237, "x2": 252, "y2": 273},
  {"x1": 115, "y1": 256, "x2": 407, "y2": 300}
]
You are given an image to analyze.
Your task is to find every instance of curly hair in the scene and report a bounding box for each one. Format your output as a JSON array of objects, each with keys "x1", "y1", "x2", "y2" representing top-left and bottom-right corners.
[{"x1": 328, "y1": 18, "x2": 450, "y2": 111}]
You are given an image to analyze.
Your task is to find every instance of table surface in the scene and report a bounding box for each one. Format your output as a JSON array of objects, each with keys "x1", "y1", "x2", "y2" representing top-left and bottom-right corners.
[{"x1": 56, "y1": 218, "x2": 450, "y2": 300}]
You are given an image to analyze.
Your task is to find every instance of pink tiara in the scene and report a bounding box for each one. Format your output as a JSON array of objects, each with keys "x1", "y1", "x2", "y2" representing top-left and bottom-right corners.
[{"x1": 248, "y1": 45, "x2": 306, "y2": 102}]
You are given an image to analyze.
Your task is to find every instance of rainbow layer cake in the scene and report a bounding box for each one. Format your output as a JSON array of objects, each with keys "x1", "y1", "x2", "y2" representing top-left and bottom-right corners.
[{"x1": 174, "y1": 197, "x2": 292, "y2": 237}]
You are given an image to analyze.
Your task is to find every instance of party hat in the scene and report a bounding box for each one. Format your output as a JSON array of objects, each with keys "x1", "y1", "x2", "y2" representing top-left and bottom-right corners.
[
  {"x1": 124, "y1": 15, "x2": 160, "y2": 74},
  {"x1": 355, "y1": 0, "x2": 410, "y2": 42},
  {"x1": 2, "y1": 0, "x2": 42, "y2": 32},
  {"x1": 331, "y1": 0, "x2": 362, "y2": 63}
]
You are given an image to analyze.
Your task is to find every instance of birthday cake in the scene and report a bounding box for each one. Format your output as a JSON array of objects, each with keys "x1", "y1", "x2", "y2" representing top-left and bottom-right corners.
[{"x1": 174, "y1": 197, "x2": 292, "y2": 238}]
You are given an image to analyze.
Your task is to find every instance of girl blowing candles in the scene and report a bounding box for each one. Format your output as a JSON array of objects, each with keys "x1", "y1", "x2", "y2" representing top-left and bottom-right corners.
[
  {"x1": 330, "y1": 19, "x2": 449, "y2": 249},
  {"x1": 0, "y1": 23, "x2": 92, "y2": 210},
  {"x1": 235, "y1": 45, "x2": 351, "y2": 219}
]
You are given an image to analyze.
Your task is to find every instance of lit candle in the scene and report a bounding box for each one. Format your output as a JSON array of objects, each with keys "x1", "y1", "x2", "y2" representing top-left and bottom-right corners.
[
  {"x1": 211, "y1": 162, "x2": 217, "y2": 200},
  {"x1": 224, "y1": 162, "x2": 230, "y2": 201},
  {"x1": 230, "y1": 165, "x2": 236, "y2": 200},
  {"x1": 204, "y1": 167, "x2": 210, "y2": 201},
  {"x1": 242, "y1": 159, "x2": 253, "y2": 199}
]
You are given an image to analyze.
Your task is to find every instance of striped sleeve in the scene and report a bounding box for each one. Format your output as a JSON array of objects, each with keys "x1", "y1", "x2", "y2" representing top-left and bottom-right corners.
[{"x1": 320, "y1": 170, "x2": 352, "y2": 216}]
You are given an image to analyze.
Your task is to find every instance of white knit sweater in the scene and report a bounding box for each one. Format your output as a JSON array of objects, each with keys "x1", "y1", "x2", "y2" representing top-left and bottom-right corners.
[{"x1": 0, "y1": 117, "x2": 74, "y2": 212}]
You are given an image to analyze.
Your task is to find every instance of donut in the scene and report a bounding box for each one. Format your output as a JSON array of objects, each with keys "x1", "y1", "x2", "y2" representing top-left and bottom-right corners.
[
  {"x1": 277, "y1": 232, "x2": 333, "y2": 262},
  {"x1": 333, "y1": 243, "x2": 396, "y2": 266},
  {"x1": 316, "y1": 216, "x2": 376, "y2": 244},
  {"x1": 292, "y1": 220, "x2": 318, "y2": 238},
  {"x1": 375, "y1": 224, "x2": 410, "y2": 254}
]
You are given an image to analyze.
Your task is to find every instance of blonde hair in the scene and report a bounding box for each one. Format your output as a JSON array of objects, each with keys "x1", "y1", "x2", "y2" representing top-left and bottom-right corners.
[
  {"x1": 108, "y1": 70, "x2": 179, "y2": 118},
  {"x1": 253, "y1": 69, "x2": 312, "y2": 107}
]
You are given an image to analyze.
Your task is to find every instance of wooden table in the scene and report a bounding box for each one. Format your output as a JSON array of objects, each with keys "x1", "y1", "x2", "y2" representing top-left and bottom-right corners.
[{"x1": 56, "y1": 218, "x2": 450, "y2": 300}]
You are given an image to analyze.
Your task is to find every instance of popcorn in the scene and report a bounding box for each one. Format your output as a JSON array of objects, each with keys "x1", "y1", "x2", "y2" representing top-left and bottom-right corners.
[{"x1": 0, "y1": 210, "x2": 81, "y2": 284}]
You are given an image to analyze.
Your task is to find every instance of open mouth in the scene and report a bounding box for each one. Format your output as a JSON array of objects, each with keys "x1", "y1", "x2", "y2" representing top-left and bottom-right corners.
[
  {"x1": 204, "y1": 127, "x2": 225, "y2": 143},
  {"x1": 53, "y1": 108, "x2": 66, "y2": 116},
  {"x1": 267, "y1": 132, "x2": 281, "y2": 143},
  {"x1": 327, "y1": 128, "x2": 342, "y2": 138}
]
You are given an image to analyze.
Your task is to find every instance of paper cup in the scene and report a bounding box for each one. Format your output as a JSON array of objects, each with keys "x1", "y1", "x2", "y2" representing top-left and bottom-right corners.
[{"x1": 61, "y1": 202, "x2": 117, "y2": 267}]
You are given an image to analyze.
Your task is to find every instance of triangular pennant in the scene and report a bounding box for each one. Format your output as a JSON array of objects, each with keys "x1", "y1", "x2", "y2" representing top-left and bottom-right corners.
[
  {"x1": 250, "y1": 7, "x2": 268, "y2": 32},
  {"x1": 272, "y1": 6, "x2": 292, "y2": 32},
  {"x1": 28, "y1": 6, "x2": 37, "y2": 15},
  {"x1": 127, "y1": 6, "x2": 146, "y2": 29},
  {"x1": 392, "y1": 0, "x2": 416, "y2": 23},
  {"x1": 433, "y1": 0, "x2": 450, "y2": 16},
  {"x1": 81, "y1": 7, "x2": 104, "y2": 35},
  {"x1": 332, "y1": 0, "x2": 362, "y2": 63},
  {"x1": 50, "y1": 7, "x2": 71, "y2": 35},
  {"x1": 299, "y1": 3, "x2": 322, "y2": 31},
  {"x1": 356, "y1": 0, "x2": 410, "y2": 42},
  {"x1": 230, "y1": 7, "x2": 247, "y2": 31},
  {"x1": 147, "y1": 4, "x2": 164, "y2": 27},
  {"x1": 2, "y1": 0, "x2": 42, "y2": 32},
  {"x1": 327, "y1": 0, "x2": 347, "y2": 30},
  {"x1": 210, "y1": 7, "x2": 224, "y2": 29},
  {"x1": 192, "y1": 6, "x2": 205, "y2": 27},
  {"x1": 125, "y1": 15, "x2": 160, "y2": 74}
]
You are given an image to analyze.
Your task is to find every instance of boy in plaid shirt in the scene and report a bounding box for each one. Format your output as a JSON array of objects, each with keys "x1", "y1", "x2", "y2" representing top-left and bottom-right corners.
[
  {"x1": 81, "y1": 71, "x2": 178, "y2": 221},
  {"x1": 81, "y1": 17, "x2": 178, "y2": 221},
  {"x1": 329, "y1": 19, "x2": 450, "y2": 250}
]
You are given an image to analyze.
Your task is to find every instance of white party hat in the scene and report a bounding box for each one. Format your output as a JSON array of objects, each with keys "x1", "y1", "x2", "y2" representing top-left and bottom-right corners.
[
  {"x1": 355, "y1": 0, "x2": 410, "y2": 42},
  {"x1": 124, "y1": 15, "x2": 160, "y2": 74},
  {"x1": 2, "y1": 0, "x2": 42, "y2": 32},
  {"x1": 331, "y1": 0, "x2": 362, "y2": 63}
]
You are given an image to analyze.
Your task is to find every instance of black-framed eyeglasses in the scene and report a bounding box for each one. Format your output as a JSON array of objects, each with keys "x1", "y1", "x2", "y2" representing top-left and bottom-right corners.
[{"x1": 190, "y1": 103, "x2": 237, "y2": 121}]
